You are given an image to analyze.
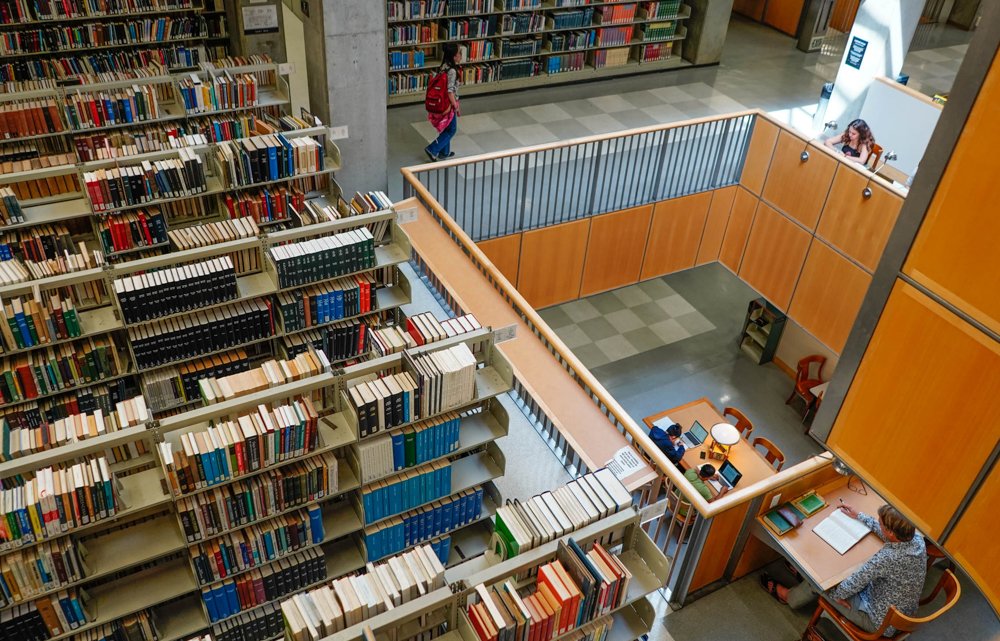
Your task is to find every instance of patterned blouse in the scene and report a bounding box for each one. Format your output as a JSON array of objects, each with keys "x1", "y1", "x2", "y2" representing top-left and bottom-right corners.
[{"x1": 829, "y1": 512, "x2": 928, "y2": 636}]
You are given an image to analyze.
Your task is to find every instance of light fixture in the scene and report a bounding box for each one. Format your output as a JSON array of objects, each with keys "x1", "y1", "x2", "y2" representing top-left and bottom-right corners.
[
  {"x1": 862, "y1": 151, "x2": 899, "y2": 198},
  {"x1": 832, "y1": 458, "x2": 851, "y2": 476},
  {"x1": 831, "y1": 457, "x2": 868, "y2": 495},
  {"x1": 708, "y1": 422, "x2": 741, "y2": 461},
  {"x1": 801, "y1": 121, "x2": 838, "y2": 162}
]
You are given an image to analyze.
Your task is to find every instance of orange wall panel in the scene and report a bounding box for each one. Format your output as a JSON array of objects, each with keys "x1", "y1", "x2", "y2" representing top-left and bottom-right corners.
[
  {"x1": 829, "y1": 281, "x2": 1000, "y2": 539},
  {"x1": 517, "y1": 219, "x2": 590, "y2": 308},
  {"x1": 697, "y1": 186, "x2": 737, "y2": 265},
  {"x1": 788, "y1": 241, "x2": 872, "y2": 353},
  {"x1": 764, "y1": 0, "x2": 804, "y2": 36},
  {"x1": 732, "y1": 0, "x2": 765, "y2": 21},
  {"x1": 580, "y1": 205, "x2": 653, "y2": 296},
  {"x1": 740, "y1": 119, "x2": 779, "y2": 195},
  {"x1": 762, "y1": 131, "x2": 837, "y2": 230},
  {"x1": 738, "y1": 203, "x2": 811, "y2": 310},
  {"x1": 817, "y1": 167, "x2": 903, "y2": 272},
  {"x1": 477, "y1": 234, "x2": 522, "y2": 288},
  {"x1": 638, "y1": 194, "x2": 711, "y2": 280},
  {"x1": 945, "y1": 465, "x2": 1000, "y2": 610},
  {"x1": 719, "y1": 187, "x2": 758, "y2": 273},
  {"x1": 904, "y1": 53, "x2": 1000, "y2": 336}
]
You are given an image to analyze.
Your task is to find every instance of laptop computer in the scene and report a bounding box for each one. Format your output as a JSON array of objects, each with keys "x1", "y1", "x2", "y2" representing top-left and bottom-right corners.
[
  {"x1": 680, "y1": 420, "x2": 709, "y2": 448},
  {"x1": 708, "y1": 460, "x2": 743, "y2": 493}
]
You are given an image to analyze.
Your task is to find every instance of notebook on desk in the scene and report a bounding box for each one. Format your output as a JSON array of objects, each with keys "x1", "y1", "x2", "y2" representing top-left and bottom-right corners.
[{"x1": 813, "y1": 509, "x2": 872, "y2": 555}]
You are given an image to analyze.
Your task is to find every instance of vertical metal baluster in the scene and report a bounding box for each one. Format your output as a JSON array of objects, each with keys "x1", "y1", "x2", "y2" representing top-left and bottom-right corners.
[{"x1": 544, "y1": 148, "x2": 554, "y2": 225}]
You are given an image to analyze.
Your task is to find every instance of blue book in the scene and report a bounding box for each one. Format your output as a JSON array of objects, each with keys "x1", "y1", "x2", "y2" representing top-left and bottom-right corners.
[
  {"x1": 123, "y1": 98, "x2": 133, "y2": 123},
  {"x1": 432, "y1": 504, "x2": 442, "y2": 537},
  {"x1": 267, "y1": 141, "x2": 279, "y2": 180},
  {"x1": 13, "y1": 310, "x2": 33, "y2": 347},
  {"x1": 263, "y1": 530, "x2": 275, "y2": 558},
  {"x1": 308, "y1": 505, "x2": 324, "y2": 543},
  {"x1": 362, "y1": 489, "x2": 374, "y2": 523},
  {"x1": 202, "y1": 588, "x2": 219, "y2": 622},
  {"x1": 278, "y1": 135, "x2": 294, "y2": 175},
  {"x1": 440, "y1": 499, "x2": 453, "y2": 534},
  {"x1": 57, "y1": 593, "x2": 77, "y2": 628},
  {"x1": 392, "y1": 432, "x2": 405, "y2": 471},
  {"x1": 333, "y1": 289, "x2": 344, "y2": 319},
  {"x1": 223, "y1": 580, "x2": 239, "y2": 618}
]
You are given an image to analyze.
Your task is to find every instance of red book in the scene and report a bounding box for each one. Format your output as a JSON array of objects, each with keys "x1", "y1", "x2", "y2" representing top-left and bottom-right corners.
[
  {"x1": 138, "y1": 211, "x2": 154, "y2": 246},
  {"x1": 406, "y1": 318, "x2": 425, "y2": 346},
  {"x1": 537, "y1": 565, "x2": 573, "y2": 635},
  {"x1": 16, "y1": 365, "x2": 38, "y2": 398}
]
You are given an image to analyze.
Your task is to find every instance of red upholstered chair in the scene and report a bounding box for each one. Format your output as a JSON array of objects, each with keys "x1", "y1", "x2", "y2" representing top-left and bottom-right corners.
[{"x1": 786, "y1": 355, "x2": 826, "y2": 418}]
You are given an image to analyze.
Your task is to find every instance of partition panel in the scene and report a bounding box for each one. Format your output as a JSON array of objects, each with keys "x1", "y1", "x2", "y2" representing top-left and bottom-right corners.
[
  {"x1": 828, "y1": 281, "x2": 1000, "y2": 538},
  {"x1": 944, "y1": 465, "x2": 1000, "y2": 608},
  {"x1": 517, "y1": 219, "x2": 591, "y2": 308},
  {"x1": 638, "y1": 194, "x2": 711, "y2": 280},
  {"x1": 817, "y1": 166, "x2": 904, "y2": 272},
  {"x1": 761, "y1": 131, "x2": 838, "y2": 230},
  {"x1": 789, "y1": 240, "x2": 872, "y2": 353},
  {"x1": 478, "y1": 234, "x2": 523, "y2": 288},
  {"x1": 697, "y1": 186, "x2": 737, "y2": 265},
  {"x1": 738, "y1": 203, "x2": 811, "y2": 310},
  {"x1": 740, "y1": 119, "x2": 779, "y2": 195},
  {"x1": 581, "y1": 205, "x2": 654, "y2": 296},
  {"x1": 719, "y1": 187, "x2": 758, "y2": 272}
]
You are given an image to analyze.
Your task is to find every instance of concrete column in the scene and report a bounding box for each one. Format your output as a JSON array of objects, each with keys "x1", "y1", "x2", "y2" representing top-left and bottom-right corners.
[
  {"x1": 684, "y1": 0, "x2": 735, "y2": 65},
  {"x1": 826, "y1": 0, "x2": 923, "y2": 127}
]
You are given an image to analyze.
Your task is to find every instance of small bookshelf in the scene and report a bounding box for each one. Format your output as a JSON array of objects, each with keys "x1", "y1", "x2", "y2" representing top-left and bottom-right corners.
[{"x1": 738, "y1": 297, "x2": 786, "y2": 365}]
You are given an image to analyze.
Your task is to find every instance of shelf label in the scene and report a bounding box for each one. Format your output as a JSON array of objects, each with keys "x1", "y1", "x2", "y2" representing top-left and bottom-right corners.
[
  {"x1": 329, "y1": 126, "x2": 349, "y2": 140},
  {"x1": 606, "y1": 446, "x2": 644, "y2": 481},
  {"x1": 639, "y1": 498, "x2": 668, "y2": 524},
  {"x1": 242, "y1": 5, "x2": 279, "y2": 34},
  {"x1": 278, "y1": 62, "x2": 295, "y2": 75},
  {"x1": 494, "y1": 324, "x2": 517, "y2": 344},
  {"x1": 396, "y1": 206, "x2": 418, "y2": 225}
]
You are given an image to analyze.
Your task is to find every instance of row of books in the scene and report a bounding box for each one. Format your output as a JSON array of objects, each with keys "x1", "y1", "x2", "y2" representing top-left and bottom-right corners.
[
  {"x1": 223, "y1": 185, "x2": 305, "y2": 225},
  {"x1": 179, "y1": 71, "x2": 258, "y2": 115},
  {"x1": 0, "y1": 16, "x2": 205, "y2": 57},
  {"x1": 0, "y1": 587, "x2": 92, "y2": 639},
  {"x1": 548, "y1": 8, "x2": 594, "y2": 30},
  {"x1": 590, "y1": 47, "x2": 629, "y2": 69},
  {"x1": 0, "y1": 45, "x2": 202, "y2": 83},
  {"x1": 0, "y1": 0, "x2": 197, "y2": 23},
  {"x1": 281, "y1": 543, "x2": 447, "y2": 641},
  {"x1": 499, "y1": 36, "x2": 542, "y2": 57},
  {"x1": 641, "y1": 20, "x2": 677, "y2": 41},
  {"x1": 0, "y1": 152, "x2": 79, "y2": 201},
  {"x1": 387, "y1": 22, "x2": 440, "y2": 46},
  {"x1": 274, "y1": 275, "x2": 378, "y2": 333},
  {"x1": 64, "y1": 84, "x2": 162, "y2": 130},
  {"x1": 202, "y1": 546, "x2": 326, "y2": 623},
  {"x1": 547, "y1": 52, "x2": 586, "y2": 74},
  {"x1": 166, "y1": 216, "x2": 261, "y2": 274},
  {"x1": 549, "y1": 30, "x2": 594, "y2": 52},
  {"x1": 191, "y1": 506, "x2": 324, "y2": 585},
  {"x1": 641, "y1": 0, "x2": 682, "y2": 19},
  {"x1": 0, "y1": 186, "x2": 24, "y2": 225},
  {"x1": 96, "y1": 208, "x2": 169, "y2": 256},
  {"x1": 594, "y1": 26, "x2": 631, "y2": 47},
  {"x1": 197, "y1": 349, "x2": 326, "y2": 405},
  {"x1": 445, "y1": 16, "x2": 497, "y2": 39},
  {"x1": 408, "y1": 341, "x2": 479, "y2": 419},
  {"x1": 347, "y1": 370, "x2": 422, "y2": 438},
  {"x1": 158, "y1": 395, "x2": 321, "y2": 496},
  {"x1": 0, "y1": 245, "x2": 104, "y2": 288},
  {"x1": 3, "y1": 378, "x2": 130, "y2": 432},
  {"x1": 462, "y1": 38, "x2": 496, "y2": 62},
  {"x1": 0, "y1": 455, "x2": 120, "y2": 548},
  {"x1": 267, "y1": 227, "x2": 376, "y2": 289},
  {"x1": 356, "y1": 412, "x2": 462, "y2": 483},
  {"x1": 213, "y1": 134, "x2": 324, "y2": 188},
  {"x1": 0, "y1": 395, "x2": 147, "y2": 462},
  {"x1": 0, "y1": 535, "x2": 88, "y2": 608},
  {"x1": 493, "y1": 469, "x2": 630, "y2": 559},
  {"x1": 363, "y1": 485, "x2": 483, "y2": 561},
  {"x1": 0, "y1": 336, "x2": 122, "y2": 405},
  {"x1": 83, "y1": 148, "x2": 207, "y2": 211},
  {"x1": 282, "y1": 316, "x2": 373, "y2": 363},
  {"x1": 114, "y1": 255, "x2": 238, "y2": 324},
  {"x1": 500, "y1": 13, "x2": 544, "y2": 36},
  {"x1": 0, "y1": 291, "x2": 82, "y2": 352},
  {"x1": 388, "y1": 49, "x2": 429, "y2": 71},
  {"x1": 387, "y1": 0, "x2": 448, "y2": 22},
  {"x1": 636, "y1": 41, "x2": 672, "y2": 62},
  {"x1": 0, "y1": 97, "x2": 63, "y2": 139},
  {"x1": 140, "y1": 347, "x2": 252, "y2": 411},
  {"x1": 175, "y1": 452, "x2": 340, "y2": 542},
  {"x1": 214, "y1": 604, "x2": 283, "y2": 641},
  {"x1": 595, "y1": 3, "x2": 637, "y2": 25},
  {"x1": 361, "y1": 460, "x2": 452, "y2": 524}
]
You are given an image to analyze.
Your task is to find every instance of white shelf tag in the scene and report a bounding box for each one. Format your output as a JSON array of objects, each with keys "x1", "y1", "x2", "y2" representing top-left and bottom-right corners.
[
  {"x1": 396, "y1": 206, "x2": 418, "y2": 225},
  {"x1": 277, "y1": 62, "x2": 295, "y2": 75},
  {"x1": 494, "y1": 324, "x2": 517, "y2": 344},
  {"x1": 329, "y1": 125, "x2": 349, "y2": 140}
]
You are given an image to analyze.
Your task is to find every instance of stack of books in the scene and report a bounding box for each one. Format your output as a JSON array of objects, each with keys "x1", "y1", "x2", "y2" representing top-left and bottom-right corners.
[
  {"x1": 2, "y1": 226, "x2": 103, "y2": 280},
  {"x1": 347, "y1": 371, "x2": 420, "y2": 438},
  {"x1": 213, "y1": 134, "x2": 323, "y2": 187},
  {"x1": 405, "y1": 341, "x2": 479, "y2": 418},
  {"x1": 355, "y1": 412, "x2": 461, "y2": 483},
  {"x1": 361, "y1": 460, "x2": 452, "y2": 523},
  {"x1": 275, "y1": 274, "x2": 378, "y2": 332},
  {"x1": 166, "y1": 217, "x2": 261, "y2": 274},
  {"x1": 267, "y1": 227, "x2": 376, "y2": 289},
  {"x1": 140, "y1": 348, "x2": 252, "y2": 412},
  {"x1": 114, "y1": 255, "x2": 238, "y2": 324},
  {"x1": 0, "y1": 152, "x2": 79, "y2": 201},
  {"x1": 0, "y1": 186, "x2": 23, "y2": 226},
  {"x1": 0, "y1": 336, "x2": 122, "y2": 404},
  {"x1": 0, "y1": 291, "x2": 82, "y2": 351},
  {"x1": 0, "y1": 96, "x2": 63, "y2": 139},
  {"x1": 83, "y1": 148, "x2": 207, "y2": 211},
  {"x1": 197, "y1": 350, "x2": 327, "y2": 405},
  {"x1": 0, "y1": 586, "x2": 93, "y2": 639},
  {"x1": 222, "y1": 185, "x2": 305, "y2": 225},
  {"x1": 178, "y1": 71, "x2": 258, "y2": 114},
  {"x1": 282, "y1": 315, "x2": 375, "y2": 363}
]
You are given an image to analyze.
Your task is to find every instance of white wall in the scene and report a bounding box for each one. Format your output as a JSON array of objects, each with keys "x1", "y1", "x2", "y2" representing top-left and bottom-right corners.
[{"x1": 859, "y1": 77, "x2": 942, "y2": 177}]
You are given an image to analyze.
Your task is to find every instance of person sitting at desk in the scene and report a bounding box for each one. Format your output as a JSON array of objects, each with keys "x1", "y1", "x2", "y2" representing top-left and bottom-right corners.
[
  {"x1": 824, "y1": 118, "x2": 875, "y2": 165},
  {"x1": 761, "y1": 504, "x2": 926, "y2": 636},
  {"x1": 649, "y1": 423, "x2": 685, "y2": 470},
  {"x1": 673, "y1": 464, "x2": 728, "y2": 519}
]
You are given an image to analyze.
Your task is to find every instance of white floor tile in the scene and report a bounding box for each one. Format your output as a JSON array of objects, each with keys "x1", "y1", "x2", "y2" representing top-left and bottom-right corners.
[
  {"x1": 588, "y1": 94, "x2": 635, "y2": 113},
  {"x1": 522, "y1": 103, "x2": 573, "y2": 123},
  {"x1": 578, "y1": 113, "x2": 627, "y2": 134},
  {"x1": 508, "y1": 124, "x2": 560, "y2": 146}
]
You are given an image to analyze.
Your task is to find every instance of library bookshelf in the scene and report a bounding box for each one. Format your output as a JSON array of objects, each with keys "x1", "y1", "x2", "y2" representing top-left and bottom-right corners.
[
  {"x1": 385, "y1": 0, "x2": 692, "y2": 105},
  {"x1": 0, "y1": 327, "x2": 514, "y2": 641}
]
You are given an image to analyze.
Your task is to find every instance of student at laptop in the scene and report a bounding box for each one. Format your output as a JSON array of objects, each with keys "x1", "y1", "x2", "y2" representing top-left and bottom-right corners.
[
  {"x1": 674, "y1": 465, "x2": 729, "y2": 518},
  {"x1": 760, "y1": 504, "x2": 926, "y2": 636},
  {"x1": 649, "y1": 423, "x2": 685, "y2": 470}
]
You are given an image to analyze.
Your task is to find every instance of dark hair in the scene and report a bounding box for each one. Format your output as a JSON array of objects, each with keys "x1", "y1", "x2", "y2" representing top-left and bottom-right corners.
[
  {"x1": 878, "y1": 505, "x2": 916, "y2": 542},
  {"x1": 666, "y1": 424, "x2": 682, "y2": 438},
  {"x1": 841, "y1": 118, "x2": 875, "y2": 150},
  {"x1": 699, "y1": 464, "x2": 716, "y2": 478},
  {"x1": 441, "y1": 43, "x2": 460, "y2": 69}
]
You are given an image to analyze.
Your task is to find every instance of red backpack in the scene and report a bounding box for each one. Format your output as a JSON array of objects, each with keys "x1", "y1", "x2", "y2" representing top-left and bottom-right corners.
[{"x1": 425, "y1": 70, "x2": 450, "y2": 114}]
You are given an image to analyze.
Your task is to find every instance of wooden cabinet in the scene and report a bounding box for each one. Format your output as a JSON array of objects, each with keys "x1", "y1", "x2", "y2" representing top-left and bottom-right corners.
[{"x1": 739, "y1": 297, "x2": 786, "y2": 364}]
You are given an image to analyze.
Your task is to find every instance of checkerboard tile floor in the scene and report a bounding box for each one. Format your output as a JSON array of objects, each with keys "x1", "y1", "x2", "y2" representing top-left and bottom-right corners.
[{"x1": 537, "y1": 278, "x2": 715, "y2": 370}]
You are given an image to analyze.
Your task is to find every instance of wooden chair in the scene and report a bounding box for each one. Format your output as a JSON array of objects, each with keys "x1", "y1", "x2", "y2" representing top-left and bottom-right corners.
[
  {"x1": 801, "y1": 569, "x2": 960, "y2": 641},
  {"x1": 867, "y1": 143, "x2": 884, "y2": 169},
  {"x1": 786, "y1": 355, "x2": 826, "y2": 419},
  {"x1": 723, "y1": 406, "x2": 754, "y2": 440},
  {"x1": 751, "y1": 436, "x2": 785, "y2": 471}
]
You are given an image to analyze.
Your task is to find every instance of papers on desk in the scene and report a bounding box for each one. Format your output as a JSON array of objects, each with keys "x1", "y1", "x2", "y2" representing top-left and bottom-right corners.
[
  {"x1": 606, "y1": 446, "x2": 644, "y2": 481},
  {"x1": 652, "y1": 415, "x2": 675, "y2": 430},
  {"x1": 813, "y1": 509, "x2": 872, "y2": 555}
]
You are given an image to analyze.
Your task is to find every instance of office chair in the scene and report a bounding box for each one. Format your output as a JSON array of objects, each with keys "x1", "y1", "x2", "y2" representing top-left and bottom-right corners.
[
  {"x1": 723, "y1": 406, "x2": 754, "y2": 440},
  {"x1": 751, "y1": 436, "x2": 785, "y2": 471}
]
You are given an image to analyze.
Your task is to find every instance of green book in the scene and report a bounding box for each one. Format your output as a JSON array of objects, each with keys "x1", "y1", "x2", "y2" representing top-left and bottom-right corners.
[
  {"x1": 403, "y1": 430, "x2": 417, "y2": 468},
  {"x1": 6, "y1": 315, "x2": 24, "y2": 349},
  {"x1": 763, "y1": 510, "x2": 793, "y2": 536},
  {"x1": 493, "y1": 510, "x2": 519, "y2": 559},
  {"x1": 63, "y1": 307, "x2": 81, "y2": 337},
  {"x1": 794, "y1": 491, "x2": 826, "y2": 517}
]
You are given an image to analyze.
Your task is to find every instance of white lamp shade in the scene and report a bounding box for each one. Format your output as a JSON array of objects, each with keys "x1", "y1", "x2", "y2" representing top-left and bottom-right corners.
[{"x1": 711, "y1": 422, "x2": 741, "y2": 446}]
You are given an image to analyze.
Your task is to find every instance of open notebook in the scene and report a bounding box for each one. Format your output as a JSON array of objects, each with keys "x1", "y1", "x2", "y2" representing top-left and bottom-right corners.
[{"x1": 813, "y1": 509, "x2": 873, "y2": 555}]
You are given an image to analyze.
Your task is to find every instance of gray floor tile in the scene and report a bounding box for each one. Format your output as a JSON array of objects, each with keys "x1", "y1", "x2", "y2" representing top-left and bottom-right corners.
[
  {"x1": 649, "y1": 318, "x2": 691, "y2": 343},
  {"x1": 561, "y1": 299, "x2": 601, "y2": 322},
  {"x1": 642, "y1": 102, "x2": 689, "y2": 123},
  {"x1": 674, "y1": 310, "x2": 717, "y2": 335},
  {"x1": 611, "y1": 108, "x2": 660, "y2": 128},
  {"x1": 507, "y1": 123, "x2": 560, "y2": 146},
  {"x1": 638, "y1": 278, "x2": 678, "y2": 298},
  {"x1": 578, "y1": 113, "x2": 627, "y2": 134},
  {"x1": 470, "y1": 129, "x2": 523, "y2": 152},
  {"x1": 538, "y1": 306, "x2": 573, "y2": 329},
  {"x1": 559, "y1": 99, "x2": 605, "y2": 117},
  {"x1": 658, "y1": 293, "x2": 698, "y2": 316},
  {"x1": 605, "y1": 308, "x2": 646, "y2": 333},
  {"x1": 578, "y1": 316, "x2": 618, "y2": 341},
  {"x1": 491, "y1": 109, "x2": 535, "y2": 128},
  {"x1": 613, "y1": 286, "x2": 654, "y2": 307},
  {"x1": 542, "y1": 118, "x2": 595, "y2": 141},
  {"x1": 521, "y1": 103, "x2": 573, "y2": 123},
  {"x1": 595, "y1": 334, "x2": 640, "y2": 362},
  {"x1": 672, "y1": 99, "x2": 714, "y2": 117},
  {"x1": 588, "y1": 291, "x2": 629, "y2": 315},
  {"x1": 553, "y1": 324, "x2": 591, "y2": 349},
  {"x1": 632, "y1": 300, "x2": 671, "y2": 324},
  {"x1": 573, "y1": 342, "x2": 611, "y2": 369},
  {"x1": 621, "y1": 90, "x2": 667, "y2": 108},
  {"x1": 588, "y1": 94, "x2": 635, "y2": 113},
  {"x1": 622, "y1": 326, "x2": 664, "y2": 352}
]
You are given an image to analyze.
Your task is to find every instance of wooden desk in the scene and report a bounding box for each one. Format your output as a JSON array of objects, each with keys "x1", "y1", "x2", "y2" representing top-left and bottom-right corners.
[
  {"x1": 756, "y1": 477, "x2": 886, "y2": 590},
  {"x1": 643, "y1": 398, "x2": 778, "y2": 491}
]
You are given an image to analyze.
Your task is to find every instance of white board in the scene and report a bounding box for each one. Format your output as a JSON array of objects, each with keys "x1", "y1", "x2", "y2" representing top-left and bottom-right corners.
[{"x1": 858, "y1": 77, "x2": 942, "y2": 177}]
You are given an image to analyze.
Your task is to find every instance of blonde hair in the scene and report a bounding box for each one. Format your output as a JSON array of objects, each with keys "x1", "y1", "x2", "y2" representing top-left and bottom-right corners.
[{"x1": 878, "y1": 505, "x2": 916, "y2": 542}]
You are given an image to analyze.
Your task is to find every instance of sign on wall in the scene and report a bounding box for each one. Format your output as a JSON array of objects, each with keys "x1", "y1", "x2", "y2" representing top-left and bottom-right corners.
[
  {"x1": 242, "y1": 4, "x2": 279, "y2": 34},
  {"x1": 846, "y1": 36, "x2": 868, "y2": 69}
]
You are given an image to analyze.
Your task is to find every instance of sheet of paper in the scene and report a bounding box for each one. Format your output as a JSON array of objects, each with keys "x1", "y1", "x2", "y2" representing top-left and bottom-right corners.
[
  {"x1": 606, "y1": 446, "x2": 644, "y2": 481},
  {"x1": 652, "y1": 415, "x2": 675, "y2": 430}
]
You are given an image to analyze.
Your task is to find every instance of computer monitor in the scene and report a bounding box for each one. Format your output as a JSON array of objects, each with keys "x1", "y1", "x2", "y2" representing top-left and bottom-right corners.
[{"x1": 719, "y1": 460, "x2": 743, "y2": 488}]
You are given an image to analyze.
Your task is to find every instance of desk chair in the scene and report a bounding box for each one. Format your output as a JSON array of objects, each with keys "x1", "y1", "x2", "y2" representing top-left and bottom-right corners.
[
  {"x1": 723, "y1": 406, "x2": 754, "y2": 440},
  {"x1": 801, "y1": 569, "x2": 960, "y2": 641},
  {"x1": 867, "y1": 143, "x2": 884, "y2": 170},
  {"x1": 786, "y1": 355, "x2": 826, "y2": 420},
  {"x1": 751, "y1": 436, "x2": 785, "y2": 471}
]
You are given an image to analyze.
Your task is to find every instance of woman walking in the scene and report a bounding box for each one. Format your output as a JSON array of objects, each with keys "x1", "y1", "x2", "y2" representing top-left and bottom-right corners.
[{"x1": 424, "y1": 43, "x2": 462, "y2": 162}]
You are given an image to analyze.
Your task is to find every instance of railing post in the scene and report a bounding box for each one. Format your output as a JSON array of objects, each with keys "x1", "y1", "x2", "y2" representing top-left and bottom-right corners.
[
  {"x1": 650, "y1": 129, "x2": 672, "y2": 202},
  {"x1": 519, "y1": 153, "x2": 531, "y2": 235},
  {"x1": 586, "y1": 140, "x2": 605, "y2": 217}
]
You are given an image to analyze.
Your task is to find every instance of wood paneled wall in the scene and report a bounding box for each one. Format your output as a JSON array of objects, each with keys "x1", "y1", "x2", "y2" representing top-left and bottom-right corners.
[
  {"x1": 762, "y1": 131, "x2": 838, "y2": 230},
  {"x1": 517, "y1": 220, "x2": 590, "y2": 308},
  {"x1": 639, "y1": 194, "x2": 711, "y2": 280},
  {"x1": 582, "y1": 206, "x2": 653, "y2": 297},
  {"x1": 697, "y1": 187, "x2": 737, "y2": 265},
  {"x1": 739, "y1": 203, "x2": 811, "y2": 310},
  {"x1": 478, "y1": 233, "x2": 522, "y2": 286},
  {"x1": 944, "y1": 465, "x2": 1000, "y2": 608}
]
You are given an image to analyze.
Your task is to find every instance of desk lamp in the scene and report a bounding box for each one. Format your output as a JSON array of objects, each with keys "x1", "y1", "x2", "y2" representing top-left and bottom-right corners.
[
  {"x1": 862, "y1": 151, "x2": 899, "y2": 198},
  {"x1": 832, "y1": 457, "x2": 868, "y2": 494},
  {"x1": 708, "y1": 422, "x2": 741, "y2": 461},
  {"x1": 801, "y1": 121, "x2": 839, "y2": 162}
]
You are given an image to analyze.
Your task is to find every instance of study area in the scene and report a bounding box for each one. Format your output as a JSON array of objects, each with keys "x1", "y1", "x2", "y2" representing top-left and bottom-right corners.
[{"x1": 0, "y1": 1, "x2": 997, "y2": 641}]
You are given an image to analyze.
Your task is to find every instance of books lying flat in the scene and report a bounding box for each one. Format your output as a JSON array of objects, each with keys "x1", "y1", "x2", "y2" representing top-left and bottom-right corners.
[
  {"x1": 813, "y1": 509, "x2": 872, "y2": 555},
  {"x1": 792, "y1": 490, "x2": 826, "y2": 517}
]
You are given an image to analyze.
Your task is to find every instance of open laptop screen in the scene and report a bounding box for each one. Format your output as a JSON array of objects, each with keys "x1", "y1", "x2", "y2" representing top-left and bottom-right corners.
[
  {"x1": 689, "y1": 421, "x2": 708, "y2": 443},
  {"x1": 720, "y1": 460, "x2": 743, "y2": 487}
]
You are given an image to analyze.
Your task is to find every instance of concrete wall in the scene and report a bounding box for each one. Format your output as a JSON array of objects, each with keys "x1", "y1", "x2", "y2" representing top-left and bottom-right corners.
[{"x1": 685, "y1": 0, "x2": 735, "y2": 64}]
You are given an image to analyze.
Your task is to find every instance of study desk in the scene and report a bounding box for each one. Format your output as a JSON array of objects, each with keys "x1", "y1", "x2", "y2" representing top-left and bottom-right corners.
[{"x1": 755, "y1": 477, "x2": 886, "y2": 590}]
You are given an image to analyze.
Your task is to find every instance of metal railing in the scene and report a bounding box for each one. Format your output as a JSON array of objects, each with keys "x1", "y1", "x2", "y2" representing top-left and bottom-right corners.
[{"x1": 412, "y1": 113, "x2": 756, "y2": 242}]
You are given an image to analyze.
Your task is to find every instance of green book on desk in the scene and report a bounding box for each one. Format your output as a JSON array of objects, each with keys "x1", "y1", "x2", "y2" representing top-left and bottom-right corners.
[{"x1": 763, "y1": 503, "x2": 807, "y2": 537}]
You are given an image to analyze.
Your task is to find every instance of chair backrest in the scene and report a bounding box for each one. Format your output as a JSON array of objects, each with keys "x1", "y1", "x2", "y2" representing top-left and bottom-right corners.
[
  {"x1": 875, "y1": 570, "x2": 962, "y2": 638},
  {"x1": 796, "y1": 355, "x2": 826, "y2": 383},
  {"x1": 723, "y1": 406, "x2": 754, "y2": 439},
  {"x1": 751, "y1": 436, "x2": 785, "y2": 471},
  {"x1": 868, "y1": 142, "x2": 884, "y2": 169}
]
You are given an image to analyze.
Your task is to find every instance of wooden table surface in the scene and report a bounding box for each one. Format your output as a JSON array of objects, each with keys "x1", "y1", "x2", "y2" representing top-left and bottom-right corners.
[
  {"x1": 643, "y1": 398, "x2": 778, "y2": 493},
  {"x1": 758, "y1": 476, "x2": 887, "y2": 590}
]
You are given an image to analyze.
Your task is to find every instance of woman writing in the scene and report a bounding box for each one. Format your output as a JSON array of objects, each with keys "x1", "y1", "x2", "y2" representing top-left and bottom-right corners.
[
  {"x1": 824, "y1": 119, "x2": 875, "y2": 165},
  {"x1": 424, "y1": 43, "x2": 462, "y2": 162}
]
